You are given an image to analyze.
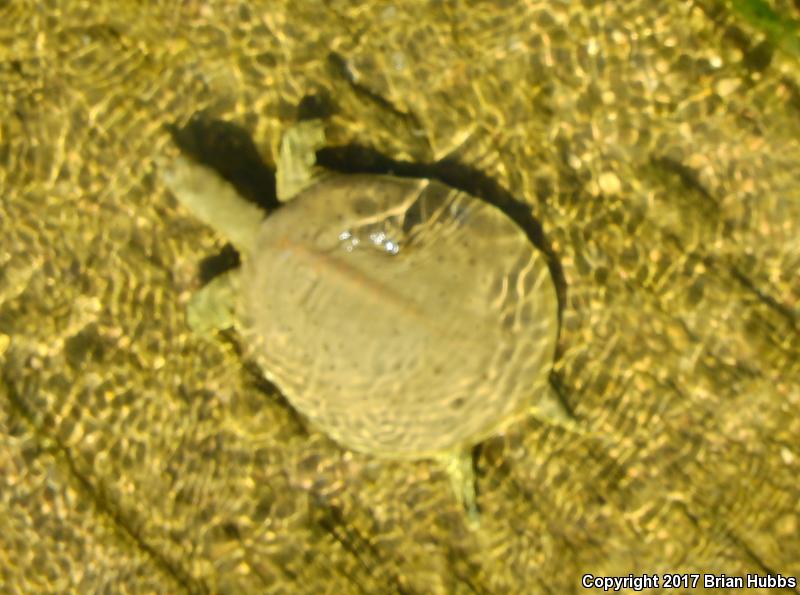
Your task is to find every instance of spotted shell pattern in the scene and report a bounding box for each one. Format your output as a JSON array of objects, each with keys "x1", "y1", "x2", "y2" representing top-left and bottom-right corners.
[{"x1": 240, "y1": 173, "x2": 558, "y2": 459}]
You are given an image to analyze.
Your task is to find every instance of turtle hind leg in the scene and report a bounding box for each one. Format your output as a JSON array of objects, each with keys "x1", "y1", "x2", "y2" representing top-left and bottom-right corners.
[
  {"x1": 529, "y1": 382, "x2": 577, "y2": 427},
  {"x1": 529, "y1": 383, "x2": 610, "y2": 445},
  {"x1": 436, "y1": 449, "x2": 481, "y2": 530}
]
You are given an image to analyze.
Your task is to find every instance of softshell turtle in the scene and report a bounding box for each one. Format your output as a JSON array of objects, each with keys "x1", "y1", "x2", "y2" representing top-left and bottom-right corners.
[{"x1": 162, "y1": 119, "x2": 566, "y2": 526}]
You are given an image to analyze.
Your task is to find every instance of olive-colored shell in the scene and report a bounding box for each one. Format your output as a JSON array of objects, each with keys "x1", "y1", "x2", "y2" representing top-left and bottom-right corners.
[{"x1": 241, "y1": 173, "x2": 558, "y2": 459}]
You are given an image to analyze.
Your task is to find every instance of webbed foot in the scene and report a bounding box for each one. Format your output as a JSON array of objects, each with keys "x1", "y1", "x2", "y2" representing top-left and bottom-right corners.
[
  {"x1": 186, "y1": 270, "x2": 240, "y2": 336},
  {"x1": 276, "y1": 119, "x2": 327, "y2": 202},
  {"x1": 437, "y1": 450, "x2": 481, "y2": 530}
]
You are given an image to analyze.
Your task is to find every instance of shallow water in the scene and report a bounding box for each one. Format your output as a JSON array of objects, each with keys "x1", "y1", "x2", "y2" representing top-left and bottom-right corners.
[{"x1": 1, "y1": 1, "x2": 798, "y2": 592}]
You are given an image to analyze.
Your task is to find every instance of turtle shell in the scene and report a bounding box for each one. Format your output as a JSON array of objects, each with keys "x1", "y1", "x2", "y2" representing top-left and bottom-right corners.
[{"x1": 240, "y1": 173, "x2": 558, "y2": 459}]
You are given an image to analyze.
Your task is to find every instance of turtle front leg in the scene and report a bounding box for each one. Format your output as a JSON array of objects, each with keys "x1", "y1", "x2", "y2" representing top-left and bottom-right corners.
[
  {"x1": 186, "y1": 269, "x2": 240, "y2": 336},
  {"x1": 276, "y1": 119, "x2": 327, "y2": 202}
]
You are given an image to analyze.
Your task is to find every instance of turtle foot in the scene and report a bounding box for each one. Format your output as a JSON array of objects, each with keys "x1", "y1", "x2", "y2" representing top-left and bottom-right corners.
[
  {"x1": 186, "y1": 270, "x2": 239, "y2": 336},
  {"x1": 437, "y1": 450, "x2": 481, "y2": 530}
]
